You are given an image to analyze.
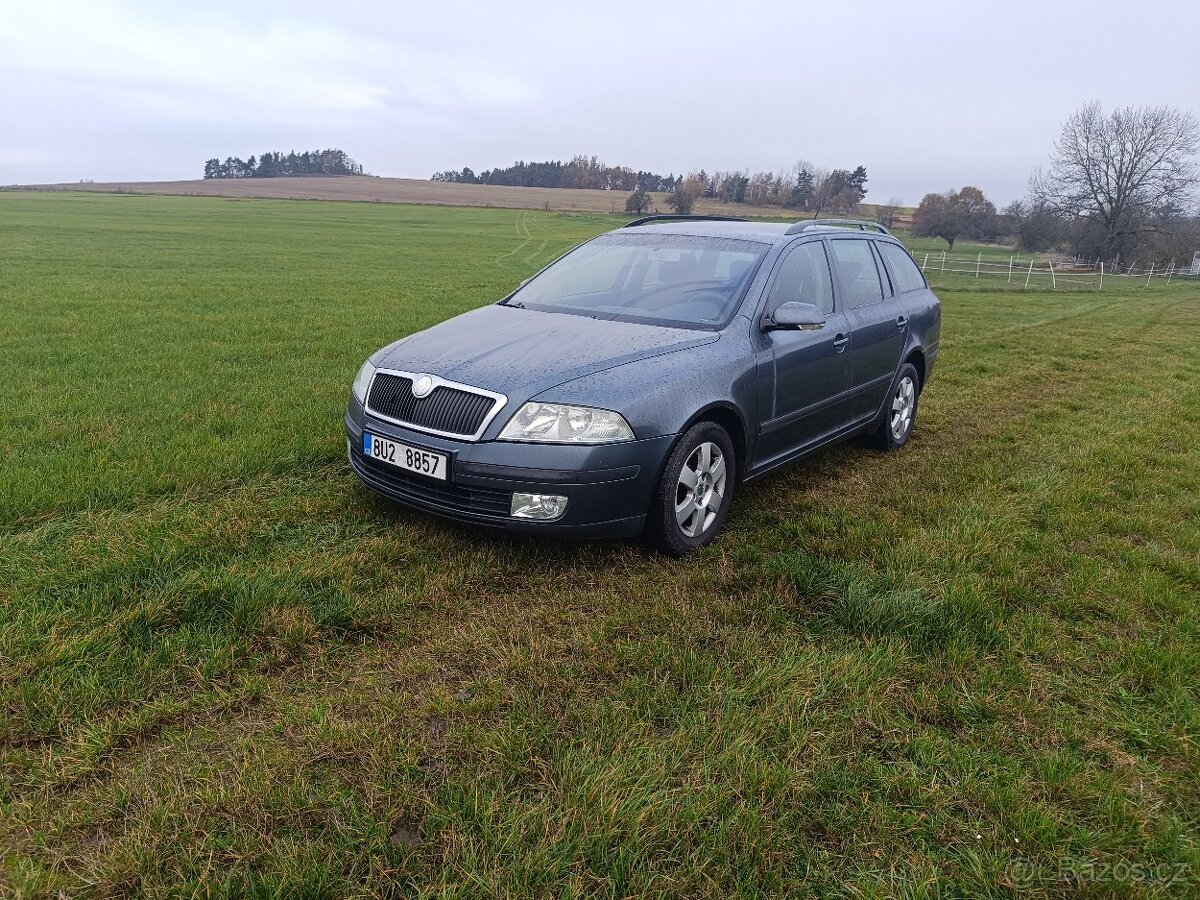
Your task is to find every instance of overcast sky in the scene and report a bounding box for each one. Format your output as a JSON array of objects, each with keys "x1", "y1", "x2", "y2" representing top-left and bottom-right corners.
[{"x1": 2, "y1": 0, "x2": 1195, "y2": 204}]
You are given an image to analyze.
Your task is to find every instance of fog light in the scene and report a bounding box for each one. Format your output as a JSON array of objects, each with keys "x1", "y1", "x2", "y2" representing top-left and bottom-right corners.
[{"x1": 511, "y1": 492, "x2": 569, "y2": 520}]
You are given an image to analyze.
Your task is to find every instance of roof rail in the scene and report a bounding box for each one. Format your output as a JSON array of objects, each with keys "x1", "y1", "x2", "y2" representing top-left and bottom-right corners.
[
  {"x1": 785, "y1": 218, "x2": 892, "y2": 236},
  {"x1": 624, "y1": 214, "x2": 749, "y2": 228}
]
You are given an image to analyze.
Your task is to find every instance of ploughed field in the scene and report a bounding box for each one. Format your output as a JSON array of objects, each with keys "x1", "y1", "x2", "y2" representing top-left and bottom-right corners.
[
  {"x1": 1, "y1": 193, "x2": 1197, "y2": 897},
  {"x1": 5, "y1": 174, "x2": 909, "y2": 224}
]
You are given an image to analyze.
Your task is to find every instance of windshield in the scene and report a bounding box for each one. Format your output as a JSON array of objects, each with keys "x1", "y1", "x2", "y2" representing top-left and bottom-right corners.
[{"x1": 504, "y1": 233, "x2": 768, "y2": 328}]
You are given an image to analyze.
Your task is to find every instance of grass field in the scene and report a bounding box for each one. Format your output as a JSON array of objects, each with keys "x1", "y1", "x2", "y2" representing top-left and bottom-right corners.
[{"x1": 2, "y1": 192, "x2": 1198, "y2": 898}]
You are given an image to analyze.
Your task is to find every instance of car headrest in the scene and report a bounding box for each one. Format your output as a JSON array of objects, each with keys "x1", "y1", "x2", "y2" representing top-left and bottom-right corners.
[{"x1": 659, "y1": 256, "x2": 700, "y2": 282}]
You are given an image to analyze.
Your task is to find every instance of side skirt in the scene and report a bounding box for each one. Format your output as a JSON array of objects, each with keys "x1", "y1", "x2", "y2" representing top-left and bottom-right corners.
[{"x1": 742, "y1": 415, "x2": 880, "y2": 484}]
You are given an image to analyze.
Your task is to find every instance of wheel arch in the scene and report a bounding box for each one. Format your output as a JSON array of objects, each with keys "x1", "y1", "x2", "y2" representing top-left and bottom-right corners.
[
  {"x1": 679, "y1": 402, "x2": 751, "y2": 485},
  {"x1": 903, "y1": 347, "x2": 927, "y2": 392}
]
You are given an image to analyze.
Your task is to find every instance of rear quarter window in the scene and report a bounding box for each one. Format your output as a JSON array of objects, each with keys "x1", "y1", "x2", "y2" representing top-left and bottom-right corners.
[{"x1": 878, "y1": 242, "x2": 928, "y2": 294}]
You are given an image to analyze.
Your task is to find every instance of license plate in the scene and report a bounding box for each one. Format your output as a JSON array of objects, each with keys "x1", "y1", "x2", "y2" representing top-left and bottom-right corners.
[{"x1": 362, "y1": 432, "x2": 447, "y2": 480}]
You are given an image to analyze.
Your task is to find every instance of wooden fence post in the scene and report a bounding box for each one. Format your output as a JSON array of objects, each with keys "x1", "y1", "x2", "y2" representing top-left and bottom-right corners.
[
  {"x1": 1146, "y1": 263, "x2": 1154, "y2": 286},
  {"x1": 1099, "y1": 261, "x2": 1104, "y2": 291},
  {"x1": 940, "y1": 251, "x2": 946, "y2": 275},
  {"x1": 922, "y1": 252, "x2": 929, "y2": 271},
  {"x1": 1024, "y1": 259, "x2": 1034, "y2": 290},
  {"x1": 1049, "y1": 259, "x2": 1056, "y2": 289},
  {"x1": 976, "y1": 252, "x2": 981, "y2": 278},
  {"x1": 1008, "y1": 255, "x2": 1014, "y2": 283}
]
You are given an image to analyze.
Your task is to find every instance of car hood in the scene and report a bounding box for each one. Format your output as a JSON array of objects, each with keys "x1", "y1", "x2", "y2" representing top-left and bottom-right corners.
[{"x1": 375, "y1": 304, "x2": 720, "y2": 399}]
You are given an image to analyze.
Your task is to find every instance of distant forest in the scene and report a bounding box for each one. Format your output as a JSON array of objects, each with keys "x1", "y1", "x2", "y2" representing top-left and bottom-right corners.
[
  {"x1": 433, "y1": 157, "x2": 678, "y2": 192},
  {"x1": 203, "y1": 149, "x2": 363, "y2": 179},
  {"x1": 431, "y1": 154, "x2": 870, "y2": 213}
]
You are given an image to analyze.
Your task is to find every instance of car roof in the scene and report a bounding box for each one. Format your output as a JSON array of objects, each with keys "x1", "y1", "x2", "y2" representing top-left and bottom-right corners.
[
  {"x1": 623, "y1": 220, "x2": 791, "y2": 243},
  {"x1": 617, "y1": 217, "x2": 896, "y2": 245}
]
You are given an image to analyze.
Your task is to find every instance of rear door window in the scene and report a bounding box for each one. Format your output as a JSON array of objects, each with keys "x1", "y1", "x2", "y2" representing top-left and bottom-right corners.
[
  {"x1": 828, "y1": 239, "x2": 884, "y2": 308},
  {"x1": 878, "y1": 241, "x2": 928, "y2": 294}
]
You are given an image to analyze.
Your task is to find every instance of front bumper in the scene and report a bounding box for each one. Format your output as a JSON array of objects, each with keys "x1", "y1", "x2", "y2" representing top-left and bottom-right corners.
[{"x1": 345, "y1": 411, "x2": 675, "y2": 538}]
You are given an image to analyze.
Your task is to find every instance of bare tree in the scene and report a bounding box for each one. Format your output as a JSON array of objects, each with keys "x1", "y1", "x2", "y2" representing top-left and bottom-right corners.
[
  {"x1": 1031, "y1": 103, "x2": 1199, "y2": 259},
  {"x1": 1002, "y1": 199, "x2": 1062, "y2": 251},
  {"x1": 810, "y1": 170, "x2": 847, "y2": 216},
  {"x1": 876, "y1": 197, "x2": 903, "y2": 228},
  {"x1": 745, "y1": 171, "x2": 775, "y2": 206}
]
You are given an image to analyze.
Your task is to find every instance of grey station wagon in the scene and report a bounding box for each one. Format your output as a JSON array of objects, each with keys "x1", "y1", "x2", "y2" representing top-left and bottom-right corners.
[{"x1": 346, "y1": 216, "x2": 941, "y2": 555}]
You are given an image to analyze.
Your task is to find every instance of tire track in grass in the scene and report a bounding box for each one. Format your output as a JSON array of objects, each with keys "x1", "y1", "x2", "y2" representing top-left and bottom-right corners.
[{"x1": 3, "y1": 294, "x2": 1191, "y2": 778}]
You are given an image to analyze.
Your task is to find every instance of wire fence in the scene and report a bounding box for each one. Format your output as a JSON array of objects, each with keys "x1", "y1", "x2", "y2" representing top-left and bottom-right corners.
[{"x1": 912, "y1": 249, "x2": 1200, "y2": 290}]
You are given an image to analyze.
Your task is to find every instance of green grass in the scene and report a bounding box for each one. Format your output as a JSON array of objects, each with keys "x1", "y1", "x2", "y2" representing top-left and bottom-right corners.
[
  {"x1": 1, "y1": 193, "x2": 1198, "y2": 898},
  {"x1": 893, "y1": 229, "x2": 1018, "y2": 259}
]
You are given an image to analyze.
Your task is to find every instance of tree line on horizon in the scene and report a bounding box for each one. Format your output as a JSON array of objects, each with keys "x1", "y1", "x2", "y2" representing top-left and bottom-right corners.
[
  {"x1": 436, "y1": 105, "x2": 1198, "y2": 267},
  {"x1": 194, "y1": 103, "x2": 1196, "y2": 268},
  {"x1": 432, "y1": 155, "x2": 870, "y2": 214},
  {"x1": 433, "y1": 157, "x2": 675, "y2": 192},
  {"x1": 203, "y1": 149, "x2": 363, "y2": 179}
]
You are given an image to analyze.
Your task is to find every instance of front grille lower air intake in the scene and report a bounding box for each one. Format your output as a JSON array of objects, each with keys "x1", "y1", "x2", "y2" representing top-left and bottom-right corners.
[{"x1": 365, "y1": 371, "x2": 503, "y2": 440}]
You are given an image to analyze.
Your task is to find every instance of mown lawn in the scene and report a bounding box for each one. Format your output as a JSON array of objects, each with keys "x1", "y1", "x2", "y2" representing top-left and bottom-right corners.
[{"x1": 1, "y1": 193, "x2": 1198, "y2": 898}]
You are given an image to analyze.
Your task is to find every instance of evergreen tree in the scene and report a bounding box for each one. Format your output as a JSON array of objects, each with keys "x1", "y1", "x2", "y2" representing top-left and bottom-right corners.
[
  {"x1": 203, "y1": 148, "x2": 364, "y2": 179},
  {"x1": 788, "y1": 168, "x2": 814, "y2": 209}
]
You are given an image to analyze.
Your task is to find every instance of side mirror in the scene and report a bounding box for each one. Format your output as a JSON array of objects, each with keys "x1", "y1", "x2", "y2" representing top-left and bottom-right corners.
[{"x1": 764, "y1": 301, "x2": 826, "y2": 331}]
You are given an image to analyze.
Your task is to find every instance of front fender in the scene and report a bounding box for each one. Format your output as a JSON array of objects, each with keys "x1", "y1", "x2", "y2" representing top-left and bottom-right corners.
[{"x1": 531, "y1": 337, "x2": 757, "y2": 442}]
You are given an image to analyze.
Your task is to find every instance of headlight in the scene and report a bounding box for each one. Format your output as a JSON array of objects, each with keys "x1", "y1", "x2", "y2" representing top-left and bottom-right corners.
[
  {"x1": 498, "y1": 402, "x2": 634, "y2": 443},
  {"x1": 351, "y1": 359, "x2": 376, "y2": 404}
]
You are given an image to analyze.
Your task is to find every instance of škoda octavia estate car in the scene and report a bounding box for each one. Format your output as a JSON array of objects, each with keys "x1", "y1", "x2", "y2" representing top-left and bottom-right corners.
[{"x1": 347, "y1": 216, "x2": 940, "y2": 555}]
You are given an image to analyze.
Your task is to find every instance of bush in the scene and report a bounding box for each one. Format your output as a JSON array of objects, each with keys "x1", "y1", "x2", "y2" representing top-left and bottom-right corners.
[{"x1": 625, "y1": 189, "x2": 652, "y2": 216}]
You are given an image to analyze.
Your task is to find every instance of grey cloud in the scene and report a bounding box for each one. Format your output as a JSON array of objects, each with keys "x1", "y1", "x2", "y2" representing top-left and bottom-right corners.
[{"x1": 1, "y1": 0, "x2": 1195, "y2": 204}]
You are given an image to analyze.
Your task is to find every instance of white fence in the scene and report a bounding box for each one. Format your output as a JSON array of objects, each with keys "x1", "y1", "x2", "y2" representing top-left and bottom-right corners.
[{"x1": 914, "y1": 250, "x2": 1200, "y2": 290}]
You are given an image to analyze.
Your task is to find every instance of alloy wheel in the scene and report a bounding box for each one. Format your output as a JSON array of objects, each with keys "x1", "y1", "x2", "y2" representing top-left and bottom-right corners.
[
  {"x1": 891, "y1": 375, "x2": 916, "y2": 441},
  {"x1": 675, "y1": 441, "x2": 727, "y2": 538}
]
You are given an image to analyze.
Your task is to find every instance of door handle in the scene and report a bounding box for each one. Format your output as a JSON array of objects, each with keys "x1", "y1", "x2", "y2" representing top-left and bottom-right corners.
[
  {"x1": 896, "y1": 316, "x2": 909, "y2": 330},
  {"x1": 833, "y1": 333, "x2": 848, "y2": 353}
]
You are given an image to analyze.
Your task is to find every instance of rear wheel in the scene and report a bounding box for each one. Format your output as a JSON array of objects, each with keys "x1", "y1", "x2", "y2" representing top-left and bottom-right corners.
[
  {"x1": 645, "y1": 421, "x2": 736, "y2": 556},
  {"x1": 867, "y1": 362, "x2": 920, "y2": 451}
]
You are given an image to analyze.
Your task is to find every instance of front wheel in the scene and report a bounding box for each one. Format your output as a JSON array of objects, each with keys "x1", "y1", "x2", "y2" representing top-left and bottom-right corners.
[
  {"x1": 644, "y1": 421, "x2": 737, "y2": 556},
  {"x1": 867, "y1": 362, "x2": 920, "y2": 451}
]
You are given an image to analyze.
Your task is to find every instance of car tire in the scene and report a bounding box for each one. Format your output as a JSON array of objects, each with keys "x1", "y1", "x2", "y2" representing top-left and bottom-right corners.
[
  {"x1": 867, "y1": 362, "x2": 921, "y2": 451},
  {"x1": 644, "y1": 421, "x2": 737, "y2": 557}
]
